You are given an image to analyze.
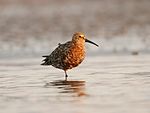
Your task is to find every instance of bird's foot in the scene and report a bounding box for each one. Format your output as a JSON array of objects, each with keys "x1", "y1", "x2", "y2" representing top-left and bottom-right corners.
[{"x1": 65, "y1": 74, "x2": 68, "y2": 81}]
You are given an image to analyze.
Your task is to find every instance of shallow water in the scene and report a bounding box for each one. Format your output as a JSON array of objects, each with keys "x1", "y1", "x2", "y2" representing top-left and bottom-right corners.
[{"x1": 0, "y1": 55, "x2": 150, "y2": 113}]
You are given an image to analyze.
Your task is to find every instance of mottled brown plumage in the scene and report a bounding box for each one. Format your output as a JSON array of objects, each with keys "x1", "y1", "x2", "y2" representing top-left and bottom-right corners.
[{"x1": 41, "y1": 32, "x2": 98, "y2": 80}]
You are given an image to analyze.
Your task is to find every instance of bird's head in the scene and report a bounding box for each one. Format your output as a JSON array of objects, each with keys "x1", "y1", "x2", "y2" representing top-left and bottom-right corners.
[{"x1": 72, "y1": 32, "x2": 99, "y2": 47}]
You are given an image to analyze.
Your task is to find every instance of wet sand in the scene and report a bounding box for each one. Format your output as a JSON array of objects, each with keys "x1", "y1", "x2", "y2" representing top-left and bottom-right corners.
[{"x1": 0, "y1": 55, "x2": 150, "y2": 113}]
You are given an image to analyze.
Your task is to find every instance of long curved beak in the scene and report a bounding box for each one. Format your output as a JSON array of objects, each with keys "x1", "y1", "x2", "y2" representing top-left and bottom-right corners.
[{"x1": 85, "y1": 39, "x2": 99, "y2": 47}]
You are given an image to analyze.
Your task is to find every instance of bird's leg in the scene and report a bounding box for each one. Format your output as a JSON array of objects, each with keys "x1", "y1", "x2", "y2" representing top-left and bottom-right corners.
[{"x1": 64, "y1": 70, "x2": 68, "y2": 81}]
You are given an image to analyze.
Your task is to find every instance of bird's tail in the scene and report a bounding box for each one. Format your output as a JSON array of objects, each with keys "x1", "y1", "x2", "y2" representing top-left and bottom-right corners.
[{"x1": 41, "y1": 55, "x2": 51, "y2": 65}]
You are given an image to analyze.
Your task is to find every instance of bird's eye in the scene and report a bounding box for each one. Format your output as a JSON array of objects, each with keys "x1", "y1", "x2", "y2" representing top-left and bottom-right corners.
[{"x1": 79, "y1": 35, "x2": 84, "y2": 38}]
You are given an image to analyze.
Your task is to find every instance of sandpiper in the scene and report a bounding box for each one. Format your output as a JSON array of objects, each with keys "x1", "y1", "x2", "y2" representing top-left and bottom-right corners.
[{"x1": 41, "y1": 32, "x2": 99, "y2": 80}]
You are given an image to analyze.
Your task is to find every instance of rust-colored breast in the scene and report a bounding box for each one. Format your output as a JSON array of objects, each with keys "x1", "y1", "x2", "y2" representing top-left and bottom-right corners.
[{"x1": 63, "y1": 43, "x2": 85, "y2": 70}]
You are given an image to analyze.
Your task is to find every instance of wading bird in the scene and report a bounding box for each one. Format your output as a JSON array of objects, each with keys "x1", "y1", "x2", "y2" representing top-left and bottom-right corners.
[{"x1": 41, "y1": 32, "x2": 99, "y2": 80}]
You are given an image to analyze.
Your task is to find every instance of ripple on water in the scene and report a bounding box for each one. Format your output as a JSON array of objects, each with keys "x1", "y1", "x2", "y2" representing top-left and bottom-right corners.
[
  {"x1": 45, "y1": 80, "x2": 88, "y2": 97},
  {"x1": 0, "y1": 55, "x2": 150, "y2": 113}
]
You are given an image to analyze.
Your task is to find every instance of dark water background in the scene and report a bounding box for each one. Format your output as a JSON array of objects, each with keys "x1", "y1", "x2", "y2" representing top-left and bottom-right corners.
[{"x1": 0, "y1": 0, "x2": 150, "y2": 113}]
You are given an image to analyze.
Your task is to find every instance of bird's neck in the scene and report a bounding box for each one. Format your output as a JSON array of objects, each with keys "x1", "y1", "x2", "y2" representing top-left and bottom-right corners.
[{"x1": 72, "y1": 40, "x2": 85, "y2": 47}]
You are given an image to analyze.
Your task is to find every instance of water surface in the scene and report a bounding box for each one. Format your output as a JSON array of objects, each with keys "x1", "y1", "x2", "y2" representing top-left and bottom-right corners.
[{"x1": 0, "y1": 55, "x2": 150, "y2": 113}]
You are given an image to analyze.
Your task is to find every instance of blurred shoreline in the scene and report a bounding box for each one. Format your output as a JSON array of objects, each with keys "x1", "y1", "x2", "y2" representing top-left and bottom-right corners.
[{"x1": 0, "y1": 0, "x2": 150, "y2": 58}]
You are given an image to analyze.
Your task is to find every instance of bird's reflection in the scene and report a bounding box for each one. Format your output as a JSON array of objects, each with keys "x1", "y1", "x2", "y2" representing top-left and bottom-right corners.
[{"x1": 45, "y1": 80, "x2": 87, "y2": 97}]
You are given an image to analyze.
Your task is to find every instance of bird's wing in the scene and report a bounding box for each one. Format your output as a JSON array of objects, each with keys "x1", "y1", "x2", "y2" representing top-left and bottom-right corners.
[{"x1": 41, "y1": 41, "x2": 72, "y2": 65}]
